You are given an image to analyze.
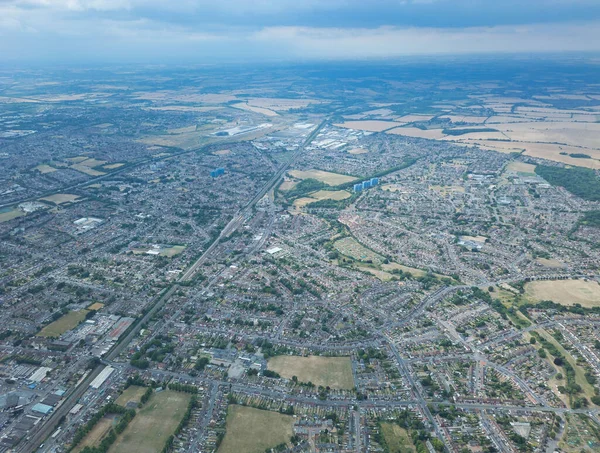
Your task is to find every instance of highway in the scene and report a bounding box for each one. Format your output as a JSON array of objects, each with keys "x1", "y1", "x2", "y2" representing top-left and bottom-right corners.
[{"x1": 22, "y1": 120, "x2": 327, "y2": 453}]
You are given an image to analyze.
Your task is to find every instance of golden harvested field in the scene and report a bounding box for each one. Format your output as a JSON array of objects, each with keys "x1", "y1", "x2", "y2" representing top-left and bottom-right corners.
[
  {"x1": 348, "y1": 147, "x2": 369, "y2": 154},
  {"x1": 37, "y1": 310, "x2": 89, "y2": 337},
  {"x1": 267, "y1": 355, "x2": 354, "y2": 389},
  {"x1": 115, "y1": 386, "x2": 146, "y2": 406},
  {"x1": 40, "y1": 194, "x2": 80, "y2": 205},
  {"x1": 218, "y1": 406, "x2": 294, "y2": 453},
  {"x1": 334, "y1": 120, "x2": 405, "y2": 132},
  {"x1": 288, "y1": 169, "x2": 356, "y2": 186},
  {"x1": 231, "y1": 102, "x2": 278, "y2": 117},
  {"x1": 73, "y1": 416, "x2": 115, "y2": 453},
  {"x1": 109, "y1": 391, "x2": 191, "y2": 453},
  {"x1": 380, "y1": 423, "x2": 417, "y2": 453},
  {"x1": 0, "y1": 208, "x2": 26, "y2": 223},
  {"x1": 386, "y1": 127, "x2": 446, "y2": 139},
  {"x1": 494, "y1": 122, "x2": 600, "y2": 149},
  {"x1": 439, "y1": 115, "x2": 489, "y2": 124},
  {"x1": 524, "y1": 279, "x2": 600, "y2": 307},
  {"x1": 72, "y1": 164, "x2": 106, "y2": 176},
  {"x1": 396, "y1": 114, "x2": 435, "y2": 122},
  {"x1": 35, "y1": 164, "x2": 57, "y2": 174},
  {"x1": 334, "y1": 237, "x2": 383, "y2": 264}
]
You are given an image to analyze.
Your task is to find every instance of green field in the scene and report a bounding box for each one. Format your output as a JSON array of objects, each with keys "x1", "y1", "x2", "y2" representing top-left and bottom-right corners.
[
  {"x1": 109, "y1": 390, "x2": 191, "y2": 453},
  {"x1": 267, "y1": 355, "x2": 355, "y2": 389},
  {"x1": 380, "y1": 423, "x2": 417, "y2": 453},
  {"x1": 218, "y1": 406, "x2": 294, "y2": 453},
  {"x1": 37, "y1": 310, "x2": 89, "y2": 337},
  {"x1": 115, "y1": 386, "x2": 147, "y2": 407}
]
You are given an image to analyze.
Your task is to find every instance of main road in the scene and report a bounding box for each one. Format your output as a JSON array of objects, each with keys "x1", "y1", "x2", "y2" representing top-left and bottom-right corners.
[{"x1": 23, "y1": 119, "x2": 328, "y2": 453}]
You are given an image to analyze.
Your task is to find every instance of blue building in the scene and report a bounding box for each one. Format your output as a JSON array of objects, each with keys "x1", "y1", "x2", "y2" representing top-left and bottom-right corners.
[
  {"x1": 353, "y1": 183, "x2": 363, "y2": 193},
  {"x1": 370, "y1": 177, "x2": 379, "y2": 186},
  {"x1": 210, "y1": 167, "x2": 225, "y2": 178},
  {"x1": 362, "y1": 180, "x2": 371, "y2": 190}
]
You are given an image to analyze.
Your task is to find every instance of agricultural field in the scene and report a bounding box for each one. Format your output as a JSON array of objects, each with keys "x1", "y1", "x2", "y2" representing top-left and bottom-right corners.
[
  {"x1": 524, "y1": 279, "x2": 600, "y2": 307},
  {"x1": 218, "y1": 406, "x2": 294, "y2": 453},
  {"x1": 109, "y1": 390, "x2": 191, "y2": 453},
  {"x1": 334, "y1": 237, "x2": 383, "y2": 264},
  {"x1": 387, "y1": 127, "x2": 446, "y2": 140},
  {"x1": 267, "y1": 355, "x2": 354, "y2": 389},
  {"x1": 288, "y1": 169, "x2": 356, "y2": 186},
  {"x1": 380, "y1": 423, "x2": 417, "y2": 453},
  {"x1": 231, "y1": 102, "x2": 278, "y2": 117},
  {"x1": 37, "y1": 310, "x2": 89, "y2": 337},
  {"x1": 115, "y1": 386, "x2": 147, "y2": 407},
  {"x1": 40, "y1": 193, "x2": 80, "y2": 205}
]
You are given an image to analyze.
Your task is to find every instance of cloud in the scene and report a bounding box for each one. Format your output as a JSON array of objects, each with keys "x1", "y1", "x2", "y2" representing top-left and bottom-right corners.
[{"x1": 1, "y1": 0, "x2": 600, "y2": 63}]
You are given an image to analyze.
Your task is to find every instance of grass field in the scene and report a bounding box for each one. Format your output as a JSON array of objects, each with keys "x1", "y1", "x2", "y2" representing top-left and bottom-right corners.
[
  {"x1": 37, "y1": 310, "x2": 89, "y2": 337},
  {"x1": 218, "y1": 405, "x2": 293, "y2": 453},
  {"x1": 292, "y1": 190, "x2": 351, "y2": 210},
  {"x1": 115, "y1": 386, "x2": 147, "y2": 407},
  {"x1": 358, "y1": 266, "x2": 394, "y2": 281},
  {"x1": 109, "y1": 390, "x2": 191, "y2": 453},
  {"x1": 267, "y1": 355, "x2": 354, "y2": 389},
  {"x1": 334, "y1": 237, "x2": 383, "y2": 264},
  {"x1": 103, "y1": 163, "x2": 125, "y2": 170},
  {"x1": 524, "y1": 279, "x2": 600, "y2": 307},
  {"x1": 0, "y1": 208, "x2": 26, "y2": 223},
  {"x1": 288, "y1": 169, "x2": 356, "y2": 186},
  {"x1": 381, "y1": 262, "x2": 427, "y2": 278},
  {"x1": 159, "y1": 245, "x2": 186, "y2": 257},
  {"x1": 505, "y1": 161, "x2": 537, "y2": 175},
  {"x1": 380, "y1": 423, "x2": 416, "y2": 453},
  {"x1": 40, "y1": 193, "x2": 80, "y2": 205},
  {"x1": 73, "y1": 416, "x2": 116, "y2": 453},
  {"x1": 35, "y1": 164, "x2": 58, "y2": 174}
]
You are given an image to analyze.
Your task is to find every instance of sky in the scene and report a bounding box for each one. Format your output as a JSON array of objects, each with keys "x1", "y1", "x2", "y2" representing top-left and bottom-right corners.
[{"x1": 1, "y1": 0, "x2": 600, "y2": 63}]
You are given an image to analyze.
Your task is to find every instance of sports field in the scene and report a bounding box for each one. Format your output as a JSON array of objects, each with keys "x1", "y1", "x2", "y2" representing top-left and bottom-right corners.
[
  {"x1": 524, "y1": 279, "x2": 600, "y2": 307},
  {"x1": 115, "y1": 385, "x2": 147, "y2": 407},
  {"x1": 37, "y1": 310, "x2": 89, "y2": 337},
  {"x1": 73, "y1": 416, "x2": 116, "y2": 453},
  {"x1": 109, "y1": 390, "x2": 191, "y2": 453},
  {"x1": 218, "y1": 406, "x2": 294, "y2": 453},
  {"x1": 289, "y1": 169, "x2": 356, "y2": 186},
  {"x1": 40, "y1": 193, "x2": 80, "y2": 205},
  {"x1": 267, "y1": 355, "x2": 354, "y2": 389}
]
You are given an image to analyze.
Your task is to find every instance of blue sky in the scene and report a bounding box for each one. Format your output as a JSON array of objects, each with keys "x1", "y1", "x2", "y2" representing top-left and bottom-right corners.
[{"x1": 1, "y1": 0, "x2": 600, "y2": 63}]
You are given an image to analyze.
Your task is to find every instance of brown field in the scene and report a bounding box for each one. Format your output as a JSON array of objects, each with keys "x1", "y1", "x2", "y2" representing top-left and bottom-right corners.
[
  {"x1": 524, "y1": 279, "x2": 600, "y2": 307},
  {"x1": 348, "y1": 147, "x2": 369, "y2": 154},
  {"x1": 35, "y1": 164, "x2": 57, "y2": 174},
  {"x1": 334, "y1": 120, "x2": 405, "y2": 132},
  {"x1": 218, "y1": 406, "x2": 294, "y2": 453},
  {"x1": 109, "y1": 390, "x2": 191, "y2": 453},
  {"x1": 231, "y1": 102, "x2": 278, "y2": 117},
  {"x1": 443, "y1": 130, "x2": 508, "y2": 141},
  {"x1": 0, "y1": 208, "x2": 26, "y2": 223},
  {"x1": 73, "y1": 416, "x2": 115, "y2": 453},
  {"x1": 494, "y1": 122, "x2": 600, "y2": 150},
  {"x1": 386, "y1": 127, "x2": 446, "y2": 139},
  {"x1": 288, "y1": 169, "x2": 356, "y2": 186},
  {"x1": 37, "y1": 310, "x2": 89, "y2": 337},
  {"x1": 40, "y1": 194, "x2": 80, "y2": 205},
  {"x1": 358, "y1": 267, "x2": 394, "y2": 281},
  {"x1": 147, "y1": 106, "x2": 221, "y2": 112},
  {"x1": 132, "y1": 91, "x2": 236, "y2": 104},
  {"x1": 536, "y1": 258, "x2": 566, "y2": 268},
  {"x1": 279, "y1": 179, "x2": 298, "y2": 191},
  {"x1": 71, "y1": 164, "x2": 106, "y2": 176},
  {"x1": 267, "y1": 355, "x2": 354, "y2": 389},
  {"x1": 87, "y1": 302, "x2": 105, "y2": 311},
  {"x1": 115, "y1": 386, "x2": 147, "y2": 407}
]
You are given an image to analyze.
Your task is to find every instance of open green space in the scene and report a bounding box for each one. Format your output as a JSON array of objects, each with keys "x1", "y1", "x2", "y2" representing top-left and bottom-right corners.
[
  {"x1": 37, "y1": 310, "x2": 89, "y2": 337},
  {"x1": 380, "y1": 423, "x2": 417, "y2": 453},
  {"x1": 267, "y1": 355, "x2": 355, "y2": 389},
  {"x1": 218, "y1": 405, "x2": 294, "y2": 453}
]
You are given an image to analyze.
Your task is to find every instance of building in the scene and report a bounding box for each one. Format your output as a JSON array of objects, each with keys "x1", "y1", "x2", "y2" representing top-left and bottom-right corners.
[
  {"x1": 362, "y1": 180, "x2": 371, "y2": 190},
  {"x1": 210, "y1": 167, "x2": 225, "y2": 178},
  {"x1": 370, "y1": 177, "x2": 379, "y2": 186},
  {"x1": 353, "y1": 183, "x2": 363, "y2": 192}
]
